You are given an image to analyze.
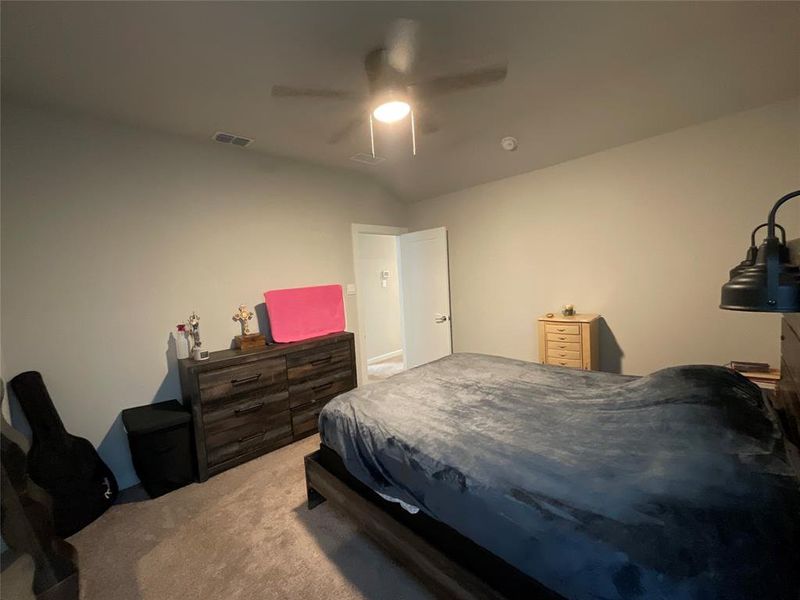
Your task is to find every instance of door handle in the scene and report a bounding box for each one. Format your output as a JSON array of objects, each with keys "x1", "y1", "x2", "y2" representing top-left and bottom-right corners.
[{"x1": 434, "y1": 314, "x2": 449, "y2": 324}]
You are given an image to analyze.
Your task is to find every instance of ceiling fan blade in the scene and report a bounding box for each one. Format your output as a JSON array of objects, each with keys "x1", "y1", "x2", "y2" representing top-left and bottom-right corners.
[
  {"x1": 413, "y1": 65, "x2": 508, "y2": 98},
  {"x1": 386, "y1": 18, "x2": 419, "y2": 74},
  {"x1": 417, "y1": 114, "x2": 440, "y2": 135},
  {"x1": 327, "y1": 116, "x2": 365, "y2": 144},
  {"x1": 271, "y1": 85, "x2": 360, "y2": 100}
]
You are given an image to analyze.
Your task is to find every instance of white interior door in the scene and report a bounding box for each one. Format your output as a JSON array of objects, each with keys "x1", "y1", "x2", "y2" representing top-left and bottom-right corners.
[{"x1": 399, "y1": 227, "x2": 452, "y2": 369}]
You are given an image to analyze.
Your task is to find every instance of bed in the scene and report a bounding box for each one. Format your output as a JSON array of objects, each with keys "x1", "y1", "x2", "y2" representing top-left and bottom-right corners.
[{"x1": 306, "y1": 327, "x2": 800, "y2": 599}]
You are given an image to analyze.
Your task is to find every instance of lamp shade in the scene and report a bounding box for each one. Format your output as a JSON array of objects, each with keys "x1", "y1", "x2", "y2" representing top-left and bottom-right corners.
[
  {"x1": 720, "y1": 237, "x2": 800, "y2": 312},
  {"x1": 721, "y1": 190, "x2": 800, "y2": 312}
]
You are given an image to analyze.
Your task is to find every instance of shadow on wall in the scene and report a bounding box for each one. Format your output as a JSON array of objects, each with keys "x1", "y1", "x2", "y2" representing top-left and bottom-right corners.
[
  {"x1": 598, "y1": 317, "x2": 624, "y2": 374},
  {"x1": 254, "y1": 302, "x2": 274, "y2": 344},
  {"x1": 97, "y1": 333, "x2": 184, "y2": 490}
]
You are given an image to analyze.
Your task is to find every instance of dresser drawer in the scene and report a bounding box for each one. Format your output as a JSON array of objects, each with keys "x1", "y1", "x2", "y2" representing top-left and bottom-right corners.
[
  {"x1": 544, "y1": 323, "x2": 580, "y2": 335},
  {"x1": 287, "y1": 341, "x2": 352, "y2": 382},
  {"x1": 198, "y1": 357, "x2": 287, "y2": 403},
  {"x1": 546, "y1": 349, "x2": 581, "y2": 361},
  {"x1": 547, "y1": 341, "x2": 581, "y2": 353},
  {"x1": 546, "y1": 332, "x2": 581, "y2": 343},
  {"x1": 291, "y1": 400, "x2": 331, "y2": 438},
  {"x1": 546, "y1": 357, "x2": 582, "y2": 368},
  {"x1": 289, "y1": 369, "x2": 354, "y2": 409},
  {"x1": 202, "y1": 385, "x2": 289, "y2": 429},
  {"x1": 205, "y1": 411, "x2": 292, "y2": 467}
]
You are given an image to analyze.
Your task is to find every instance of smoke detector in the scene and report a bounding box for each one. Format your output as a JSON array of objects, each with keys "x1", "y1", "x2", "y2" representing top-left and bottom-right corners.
[
  {"x1": 213, "y1": 131, "x2": 254, "y2": 147},
  {"x1": 500, "y1": 136, "x2": 519, "y2": 151}
]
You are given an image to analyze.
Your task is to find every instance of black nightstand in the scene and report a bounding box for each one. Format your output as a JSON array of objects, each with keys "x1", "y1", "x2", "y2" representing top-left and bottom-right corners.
[{"x1": 121, "y1": 400, "x2": 194, "y2": 498}]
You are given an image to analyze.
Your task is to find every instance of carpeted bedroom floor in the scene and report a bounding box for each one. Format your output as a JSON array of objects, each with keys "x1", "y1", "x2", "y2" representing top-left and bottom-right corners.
[
  {"x1": 1, "y1": 435, "x2": 433, "y2": 600},
  {"x1": 366, "y1": 354, "x2": 405, "y2": 383}
]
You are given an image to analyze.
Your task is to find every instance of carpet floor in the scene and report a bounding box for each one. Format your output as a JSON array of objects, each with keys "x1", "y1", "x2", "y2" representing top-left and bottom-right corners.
[
  {"x1": 366, "y1": 354, "x2": 405, "y2": 383},
  {"x1": 2, "y1": 435, "x2": 433, "y2": 600}
]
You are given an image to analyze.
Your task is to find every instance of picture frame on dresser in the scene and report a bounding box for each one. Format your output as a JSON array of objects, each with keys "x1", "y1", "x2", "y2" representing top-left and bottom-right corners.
[{"x1": 179, "y1": 332, "x2": 356, "y2": 481}]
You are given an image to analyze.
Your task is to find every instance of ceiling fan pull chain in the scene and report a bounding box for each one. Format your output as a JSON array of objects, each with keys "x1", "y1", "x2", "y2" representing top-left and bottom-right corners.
[
  {"x1": 369, "y1": 112, "x2": 376, "y2": 158},
  {"x1": 410, "y1": 109, "x2": 417, "y2": 157}
]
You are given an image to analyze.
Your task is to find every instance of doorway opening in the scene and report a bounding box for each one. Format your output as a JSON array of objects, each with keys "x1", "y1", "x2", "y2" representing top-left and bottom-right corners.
[
  {"x1": 351, "y1": 223, "x2": 453, "y2": 386},
  {"x1": 356, "y1": 231, "x2": 405, "y2": 383}
]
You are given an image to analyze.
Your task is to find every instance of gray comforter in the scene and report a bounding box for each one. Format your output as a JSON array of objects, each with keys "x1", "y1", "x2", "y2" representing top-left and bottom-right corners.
[{"x1": 319, "y1": 353, "x2": 800, "y2": 600}]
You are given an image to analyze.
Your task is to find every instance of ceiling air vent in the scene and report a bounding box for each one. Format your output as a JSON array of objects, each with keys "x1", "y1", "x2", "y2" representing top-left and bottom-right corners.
[
  {"x1": 349, "y1": 153, "x2": 385, "y2": 166},
  {"x1": 213, "y1": 131, "x2": 254, "y2": 148}
]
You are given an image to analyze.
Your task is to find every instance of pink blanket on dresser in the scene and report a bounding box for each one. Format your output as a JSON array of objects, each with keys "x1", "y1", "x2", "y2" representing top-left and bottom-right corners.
[{"x1": 264, "y1": 284, "x2": 345, "y2": 342}]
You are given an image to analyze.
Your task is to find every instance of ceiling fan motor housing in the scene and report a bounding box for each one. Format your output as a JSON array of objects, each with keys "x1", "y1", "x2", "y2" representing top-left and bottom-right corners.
[{"x1": 365, "y1": 48, "x2": 411, "y2": 108}]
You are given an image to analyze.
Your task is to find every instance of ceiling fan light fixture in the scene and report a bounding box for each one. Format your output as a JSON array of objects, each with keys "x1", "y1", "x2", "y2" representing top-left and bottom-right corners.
[{"x1": 373, "y1": 100, "x2": 411, "y2": 123}]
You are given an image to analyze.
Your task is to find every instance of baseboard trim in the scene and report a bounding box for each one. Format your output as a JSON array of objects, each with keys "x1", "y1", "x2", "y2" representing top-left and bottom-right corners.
[{"x1": 367, "y1": 350, "x2": 403, "y2": 365}]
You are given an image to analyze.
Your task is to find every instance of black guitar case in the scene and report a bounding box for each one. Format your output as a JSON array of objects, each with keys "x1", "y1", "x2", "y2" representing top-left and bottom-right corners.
[{"x1": 9, "y1": 371, "x2": 118, "y2": 537}]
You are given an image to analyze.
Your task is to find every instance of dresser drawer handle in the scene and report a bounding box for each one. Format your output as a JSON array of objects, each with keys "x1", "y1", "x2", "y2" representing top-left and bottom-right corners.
[
  {"x1": 238, "y1": 430, "x2": 264, "y2": 444},
  {"x1": 234, "y1": 402, "x2": 265, "y2": 416},
  {"x1": 311, "y1": 356, "x2": 332, "y2": 367},
  {"x1": 232, "y1": 373, "x2": 262, "y2": 386},
  {"x1": 559, "y1": 361, "x2": 567, "y2": 366},
  {"x1": 312, "y1": 382, "x2": 333, "y2": 392}
]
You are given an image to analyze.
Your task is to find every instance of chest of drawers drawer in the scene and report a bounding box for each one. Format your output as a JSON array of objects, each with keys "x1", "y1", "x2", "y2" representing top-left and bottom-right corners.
[
  {"x1": 546, "y1": 332, "x2": 580, "y2": 343},
  {"x1": 546, "y1": 357, "x2": 583, "y2": 369},
  {"x1": 289, "y1": 369, "x2": 354, "y2": 409},
  {"x1": 544, "y1": 323, "x2": 580, "y2": 335},
  {"x1": 547, "y1": 340, "x2": 581, "y2": 353},
  {"x1": 198, "y1": 357, "x2": 286, "y2": 403},
  {"x1": 287, "y1": 341, "x2": 352, "y2": 382},
  {"x1": 546, "y1": 349, "x2": 581, "y2": 361},
  {"x1": 205, "y1": 411, "x2": 293, "y2": 468},
  {"x1": 291, "y1": 400, "x2": 332, "y2": 440},
  {"x1": 202, "y1": 385, "x2": 289, "y2": 429}
]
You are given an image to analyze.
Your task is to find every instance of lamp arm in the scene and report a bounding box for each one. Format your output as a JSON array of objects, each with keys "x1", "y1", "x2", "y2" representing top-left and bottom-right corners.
[
  {"x1": 767, "y1": 190, "x2": 800, "y2": 238},
  {"x1": 751, "y1": 222, "x2": 786, "y2": 246}
]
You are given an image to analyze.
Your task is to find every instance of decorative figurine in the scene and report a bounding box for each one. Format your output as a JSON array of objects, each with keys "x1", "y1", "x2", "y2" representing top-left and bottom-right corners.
[
  {"x1": 188, "y1": 311, "x2": 209, "y2": 360},
  {"x1": 232, "y1": 304, "x2": 254, "y2": 336},
  {"x1": 232, "y1": 303, "x2": 266, "y2": 351}
]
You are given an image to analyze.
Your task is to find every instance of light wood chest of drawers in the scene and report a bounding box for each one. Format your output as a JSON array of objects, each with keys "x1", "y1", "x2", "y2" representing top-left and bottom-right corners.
[
  {"x1": 179, "y1": 332, "x2": 356, "y2": 481},
  {"x1": 537, "y1": 314, "x2": 600, "y2": 370}
]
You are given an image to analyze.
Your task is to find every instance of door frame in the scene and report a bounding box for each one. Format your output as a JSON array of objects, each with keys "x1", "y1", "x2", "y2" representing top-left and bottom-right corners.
[{"x1": 351, "y1": 223, "x2": 408, "y2": 385}]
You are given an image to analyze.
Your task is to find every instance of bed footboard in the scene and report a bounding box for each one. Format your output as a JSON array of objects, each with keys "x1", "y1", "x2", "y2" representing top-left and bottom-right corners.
[{"x1": 304, "y1": 449, "x2": 511, "y2": 600}]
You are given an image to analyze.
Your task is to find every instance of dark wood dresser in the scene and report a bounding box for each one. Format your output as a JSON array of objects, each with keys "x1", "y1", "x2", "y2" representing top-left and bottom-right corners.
[{"x1": 179, "y1": 332, "x2": 356, "y2": 481}]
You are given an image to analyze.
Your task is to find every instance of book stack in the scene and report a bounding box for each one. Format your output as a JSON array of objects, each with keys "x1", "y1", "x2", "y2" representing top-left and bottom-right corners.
[{"x1": 726, "y1": 361, "x2": 780, "y2": 390}]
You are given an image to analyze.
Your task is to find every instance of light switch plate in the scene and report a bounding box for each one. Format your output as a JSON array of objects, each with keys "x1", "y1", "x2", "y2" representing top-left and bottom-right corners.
[{"x1": 346, "y1": 283, "x2": 356, "y2": 295}]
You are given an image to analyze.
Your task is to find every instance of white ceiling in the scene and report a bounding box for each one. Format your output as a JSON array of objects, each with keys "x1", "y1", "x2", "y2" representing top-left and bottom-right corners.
[{"x1": 2, "y1": 2, "x2": 798, "y2": 202}]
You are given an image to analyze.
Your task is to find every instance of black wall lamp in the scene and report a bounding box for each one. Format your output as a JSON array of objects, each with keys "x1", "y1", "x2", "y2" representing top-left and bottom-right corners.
[{"x1": 721, "y1": 190, "x2": 800, "y2": 312}]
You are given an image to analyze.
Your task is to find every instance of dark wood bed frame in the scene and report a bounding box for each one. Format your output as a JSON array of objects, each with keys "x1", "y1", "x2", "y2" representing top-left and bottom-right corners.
[{"x1": 305, "y1": 314, "x2": 800, "y2": 600}]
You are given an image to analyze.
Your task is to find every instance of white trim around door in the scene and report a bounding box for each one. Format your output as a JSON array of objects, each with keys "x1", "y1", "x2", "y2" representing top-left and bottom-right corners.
[{"x1": 351, "y1": 223, "x2": 408, "y2": 386}]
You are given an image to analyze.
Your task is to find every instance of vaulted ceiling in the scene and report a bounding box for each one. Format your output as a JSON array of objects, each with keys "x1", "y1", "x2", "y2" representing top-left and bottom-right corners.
[{"x1": 2, "y1": 2, "x2": 798, "y2": 201}]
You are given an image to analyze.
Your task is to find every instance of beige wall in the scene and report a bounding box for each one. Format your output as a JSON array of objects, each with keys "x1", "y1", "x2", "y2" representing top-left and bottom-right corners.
[
  {"x1": 355, "y1": 233, "x2": 403, "y2": 361},
  {"x1": 1, "y1": 104, "x2": 406, "y2": 488},
  {"x1": 410, "y1": 99, "x2": 800, "y2": 375},
  {"x1": 3, "y1": 98, "x2": 798, "y2": 490}
]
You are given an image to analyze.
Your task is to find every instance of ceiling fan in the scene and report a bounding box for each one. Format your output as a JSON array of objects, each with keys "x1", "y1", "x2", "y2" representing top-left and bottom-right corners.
[{"x1": 270, "y1": 19, "x2": 508, "y2": 154}]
